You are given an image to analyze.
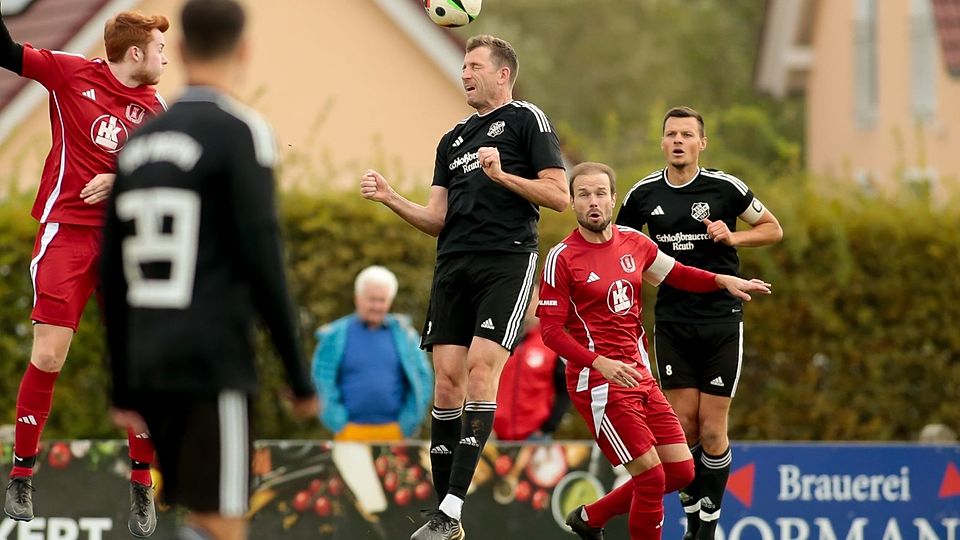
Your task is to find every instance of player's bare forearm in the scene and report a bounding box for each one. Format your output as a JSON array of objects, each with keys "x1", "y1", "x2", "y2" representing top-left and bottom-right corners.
[
  {"x1": 732, "y1": 218, "x2": 783, "y2": 247},
  {"x1": 489, "y1": 168, "x2": 568, "y2": 212},
  {"x1": 361, "y1": 171, "x2": 446, "y2": 236},
  {"x1": 381, "y1": 188, "x2": 446, "y2": 237}
]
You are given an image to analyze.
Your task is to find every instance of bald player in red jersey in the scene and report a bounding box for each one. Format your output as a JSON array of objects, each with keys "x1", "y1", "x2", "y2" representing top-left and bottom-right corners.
[
  {"x1": 538, "y1": 162, "x2": 771, "y2": 540},
  {"x1": 0, "y1": 6, "x2": 169, "y2": 536}
]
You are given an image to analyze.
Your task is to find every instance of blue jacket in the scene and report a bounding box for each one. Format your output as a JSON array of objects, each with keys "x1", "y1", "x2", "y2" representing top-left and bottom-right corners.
[{"x1": 312, "y1": 314, "x2": 433, "y2": 438}]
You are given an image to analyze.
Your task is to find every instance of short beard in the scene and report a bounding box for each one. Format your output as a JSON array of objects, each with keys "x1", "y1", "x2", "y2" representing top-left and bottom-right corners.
[
  {"x1": 133, "y1": 68, "x2": 160, "y2": 87},
  {"x1": 577, "y1": 216, "x2": 611, "y2": 233}
]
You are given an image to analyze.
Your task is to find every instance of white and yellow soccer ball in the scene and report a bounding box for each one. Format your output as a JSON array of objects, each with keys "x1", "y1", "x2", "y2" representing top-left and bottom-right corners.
[{"x1": 423, "y1": 0, "x2": 482, "y2": 28}]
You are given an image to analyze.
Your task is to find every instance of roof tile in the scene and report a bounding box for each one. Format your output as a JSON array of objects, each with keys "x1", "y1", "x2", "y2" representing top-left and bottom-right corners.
[
  {"x1": 933, "y1": 0, "x2": 960, "y2": 77},
  {"x1": 0, "y1": 0, "x2": 110, "y2": 110}
]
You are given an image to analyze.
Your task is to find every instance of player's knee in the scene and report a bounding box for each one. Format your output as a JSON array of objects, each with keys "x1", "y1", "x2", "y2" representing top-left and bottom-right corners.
[
  {"x1": 630, "y1": 463, "x2": 666, "y2": 498},
  {"x1": 465, "y1": 364, "x2": 498, "y2": 398},
  {"x1": 698, "y1": 425, "x2": 728, "y2": 453},
  {"x1": 433, "y1": 376, "x2": 466, "y2": 405},
  {"x1": 30, "y1": 349, "x2": 65, "y2": 372},
  {"x1": 676, "y1": 413, "x2": 699, "y2": 441}
]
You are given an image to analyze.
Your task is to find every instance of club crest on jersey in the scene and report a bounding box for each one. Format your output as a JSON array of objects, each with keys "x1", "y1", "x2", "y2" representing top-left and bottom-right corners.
[
  {"x1": 126, "y1": 104, "x2": 146, "y2": 124},
  {"x1": 607, "y1": 279, "x2": 634, "y2": 315},
  {"x1": 691, "y1": 201, "x2": 711, "y2": 221},
  {"x1": 90, "y1": 114, "x2": 129, "y2": 153},
  {"x1": 619, "y1": 254, "x2": 636, "y2": 273},
  {"x1": 487, "y1": 120, "x2": 505, "y2": 137}
]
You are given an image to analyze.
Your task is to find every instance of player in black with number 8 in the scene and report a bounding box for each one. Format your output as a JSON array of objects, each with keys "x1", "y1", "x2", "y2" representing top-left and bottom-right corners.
[{"x1": 616, "y1": 107, "x2": 783, "y2": 540}]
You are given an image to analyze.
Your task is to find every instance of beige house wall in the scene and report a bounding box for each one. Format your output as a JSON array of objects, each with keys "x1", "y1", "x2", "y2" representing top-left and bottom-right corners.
[
  {"x1": 806, "y1": 0, "x2": 960, "y2": 191},
  {"x1": 0, "y1": 0, "x2": 472, "y2": 193}
]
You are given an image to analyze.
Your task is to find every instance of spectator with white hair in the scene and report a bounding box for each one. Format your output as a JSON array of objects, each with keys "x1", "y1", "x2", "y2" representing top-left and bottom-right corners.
[
  {"x1": 919, "y1": 423, "x2": 957, "y2": 444},
  {"x1": 312, "y1": 266, "x2": 433, "y2": 441}
]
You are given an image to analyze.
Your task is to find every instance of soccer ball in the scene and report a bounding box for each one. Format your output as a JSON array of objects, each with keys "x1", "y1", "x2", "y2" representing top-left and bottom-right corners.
[{"x1": 424, "y1": 0, "x2": 482, "y2": 28}]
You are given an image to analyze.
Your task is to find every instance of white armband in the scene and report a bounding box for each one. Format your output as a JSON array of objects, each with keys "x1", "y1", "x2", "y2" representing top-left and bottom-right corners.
[
  {"x1": 740, "y1": 197, "x2": 766, "y2": 225},
  {"x1": 642, "y1": 251, "x2": 675, "y2": 286}
]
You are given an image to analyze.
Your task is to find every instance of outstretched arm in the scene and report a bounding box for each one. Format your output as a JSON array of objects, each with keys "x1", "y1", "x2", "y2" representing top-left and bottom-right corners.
[
  {"x1": 661, "y1": 260, "x2": 772, "y2": 301},
  {"x1": 0, "y1": 6, "x2": 24, "y2": 75},
  {"x1": 641, "y1": 247, "x2": 772, "y2": 300},
  {"x1": 360, "y1": 169, "x2": 448, "y2": 237}
]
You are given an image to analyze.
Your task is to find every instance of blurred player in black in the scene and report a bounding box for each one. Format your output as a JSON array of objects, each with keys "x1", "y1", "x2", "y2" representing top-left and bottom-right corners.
[
  {"x1": 616, "y1": 107, "x2": 782, "y2": 539},
  {"x1": 361, "y1": 35, "x2": 567, "y2": 540},
  {"x1": 101, "y1": 1, "x2": 318, "y2": 539}
]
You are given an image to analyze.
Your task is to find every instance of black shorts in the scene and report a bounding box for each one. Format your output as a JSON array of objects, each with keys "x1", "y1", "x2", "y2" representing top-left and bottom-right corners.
[
  {"x1": 138, "y1": 391, "x2": 252, "y2": 517},
  {"x1": 421, "y1": 251, "x2": 538, "y2": 352},
  {"x1": 653, "y1": 321, "x2": 743, "y2": 398}
]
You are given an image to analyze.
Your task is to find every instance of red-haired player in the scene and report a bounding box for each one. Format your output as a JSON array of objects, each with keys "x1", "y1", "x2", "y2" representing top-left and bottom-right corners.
[{"x1": 0, "y1": 6, "x2": 169, "y2": 536}]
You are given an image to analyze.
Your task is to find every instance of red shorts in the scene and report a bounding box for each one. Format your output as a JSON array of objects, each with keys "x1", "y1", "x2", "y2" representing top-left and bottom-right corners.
[
  {"x1": 569, "y1": 380, "x2": 686, "y2": 466},
  {"x1": 29, "y1": 222, "x2": 102, "y2": 331}
]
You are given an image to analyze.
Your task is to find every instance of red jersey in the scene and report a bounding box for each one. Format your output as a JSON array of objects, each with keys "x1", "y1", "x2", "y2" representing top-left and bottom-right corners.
[
  {"x1": 537, "y1": 226, "x2": 678, "y2": 395},
  {"x1": 21, "y1": 45, "x2": 166, "y2": 226}
]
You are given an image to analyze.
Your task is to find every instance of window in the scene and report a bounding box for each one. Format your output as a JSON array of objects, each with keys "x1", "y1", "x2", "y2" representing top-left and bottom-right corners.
[
  {"x1": 911, "y1": 0, "x2": 938, "y2": 123},
  {"x1": 854, "y1": 0, "x2": 879, "y2": 129}
]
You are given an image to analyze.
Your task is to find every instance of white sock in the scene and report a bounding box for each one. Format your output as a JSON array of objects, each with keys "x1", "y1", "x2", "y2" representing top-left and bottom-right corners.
[
  {"x1": 581, "y1": 507, "x2": 590, "y2": 522},
  {"x1": 439, "y1": 494, "x2": 464, "y2": 521}
]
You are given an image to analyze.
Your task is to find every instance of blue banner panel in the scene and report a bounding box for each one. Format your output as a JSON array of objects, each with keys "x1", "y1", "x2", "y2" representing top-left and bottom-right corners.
[
  {"x1": 661, "y1": 443, "x2": 960, "y2": 539},
  {"x1": 0, "y1": 441, "x2": 956, "y2": 539}
]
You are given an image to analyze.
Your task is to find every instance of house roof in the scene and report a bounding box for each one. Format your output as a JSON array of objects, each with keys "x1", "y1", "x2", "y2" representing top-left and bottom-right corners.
[
  {"x1": 0, "y1": 0, "x2": 115, "y2": 110},
  {"x1": 933, "y1": 0, "x2": 960, "y2": 77},
  {"x1": 0, "y1": 0, "x2": 138, "y2": 144},
  {"x1": 374, "y1": 0, "x2": 466, "y2": 90},
  {"x1": 0, "y1": 0, "x2": 463, "y2": 146},
  {"x1": 757, "y1": 0, "x2": 960, "y2": 96}
]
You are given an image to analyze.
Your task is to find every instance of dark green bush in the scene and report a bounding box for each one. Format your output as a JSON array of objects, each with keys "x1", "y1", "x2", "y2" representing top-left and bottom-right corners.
[{"x1": 0, "y1": 182, "x2": 955, "y2": 441}]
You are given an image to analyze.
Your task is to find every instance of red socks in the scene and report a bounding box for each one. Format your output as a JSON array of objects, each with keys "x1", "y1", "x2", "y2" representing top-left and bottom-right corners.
[
  {"x1": 11, "y1": 364, "x2": 59, "y2": 477},
  {"x1": 11, "y1": 365, "x2": 155, "y2": 486},
  {"x1": 583, "y1": 458, "x2": 694, "y2": 528},
  {"x1": 127, "y1": 429, "x2": 155, "y2": 486},
  {"x1": 584, "y1": 479, "x2": 632, "y2": 526},
  {"x1": 662, "y1": 459, "x2": 695, "y2": 494},
  {"x1": 628, "y1": 464, "x2": 666, "y2": 540}
]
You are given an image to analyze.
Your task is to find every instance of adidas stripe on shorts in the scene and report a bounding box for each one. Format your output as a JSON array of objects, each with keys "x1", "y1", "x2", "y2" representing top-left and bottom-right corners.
[
  {"x1": 421, "y1": 251, "x2": 538, "y2": 353},
  {"x1": 653, "y1": 321, "x2": 743, "y2": 398}
]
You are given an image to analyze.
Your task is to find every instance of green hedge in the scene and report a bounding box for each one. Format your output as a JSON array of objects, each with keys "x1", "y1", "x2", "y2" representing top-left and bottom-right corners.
[
  {"x1": 0, "y1": 182, "x2": 956, "y2": 441},
  {"x1": 730, "y1": 185, "x2": 960, "y2": 440}
]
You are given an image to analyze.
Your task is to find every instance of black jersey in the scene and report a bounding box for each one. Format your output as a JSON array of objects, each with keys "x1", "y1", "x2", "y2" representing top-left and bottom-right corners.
[
  {"x1": 616, "y1": 167, "x2": 766, "y2": 323},
  {"x1": 432, "y1": 100, "x2": 564, "y2": 256},
  {"x1": 102, "y1": 86, "x2": 314, "y2": 407}
]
